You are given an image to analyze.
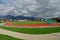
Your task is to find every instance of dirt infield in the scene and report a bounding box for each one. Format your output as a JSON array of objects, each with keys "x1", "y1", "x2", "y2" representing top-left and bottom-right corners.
[{"x1": 5, "y1": 22, "x2": 60, "y2": 28}]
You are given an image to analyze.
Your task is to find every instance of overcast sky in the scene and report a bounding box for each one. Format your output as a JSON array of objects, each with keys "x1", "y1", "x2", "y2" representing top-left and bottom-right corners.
[{"x1": 0, "y1": 0, "x2": 60, "y2": 18}]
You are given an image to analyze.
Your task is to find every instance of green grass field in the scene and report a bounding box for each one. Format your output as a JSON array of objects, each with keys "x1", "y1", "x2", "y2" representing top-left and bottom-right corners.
[
  {"x1": 13, "y1": 21, "x2": 44, "y2": 25},
  {"x1": 0, "y1": 34, "x2": 22, "y2": 40},
  {"x1": 0, "y1": 26, "x2": 60, "y2": 34}
]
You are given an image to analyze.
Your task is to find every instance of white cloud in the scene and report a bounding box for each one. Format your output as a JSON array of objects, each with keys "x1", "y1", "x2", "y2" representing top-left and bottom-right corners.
[
  {"x1": 0, "y1": 0, "x2": 60, "y2": 18},
  {"x1": 54, "y1": 12, "x2": 60, "y2": 17},
  {"x1": 0, "y1": 4, "x2": 14, "y2": 16}
]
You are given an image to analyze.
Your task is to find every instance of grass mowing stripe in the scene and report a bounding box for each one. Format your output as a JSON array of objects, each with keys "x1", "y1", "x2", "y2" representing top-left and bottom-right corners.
[
  {"x1": 0, "y1": 34, "x2": 23, "y2": 40},
  {"x1": 0, "y1": 26, "x2": 60, "y2": 34}
]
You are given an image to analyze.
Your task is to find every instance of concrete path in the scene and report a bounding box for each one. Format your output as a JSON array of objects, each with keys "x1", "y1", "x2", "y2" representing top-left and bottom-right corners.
[
  {"x1": 0, "y1": 28, "x2": 60, "y2": 40},
  {"x1": 0, "y1": 23, "x2": 5, "y2": 26}
]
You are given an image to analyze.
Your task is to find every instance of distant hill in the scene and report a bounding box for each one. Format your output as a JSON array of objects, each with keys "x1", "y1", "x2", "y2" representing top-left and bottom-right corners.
[{"x1": 0, "y1": 15, "x2": 38, "y2": 20}]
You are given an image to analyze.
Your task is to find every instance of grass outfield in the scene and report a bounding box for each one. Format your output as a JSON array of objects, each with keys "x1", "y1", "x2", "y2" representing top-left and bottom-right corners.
[
  {"x1": 0, "y1": 26, "x2": 60, "y2": 34},
  {"x1": 0, "y1": 34, "x2": 22, "y2": 40},
  {"x1": 13, "y1": 21, "x2": 44, "y2": 25}
]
